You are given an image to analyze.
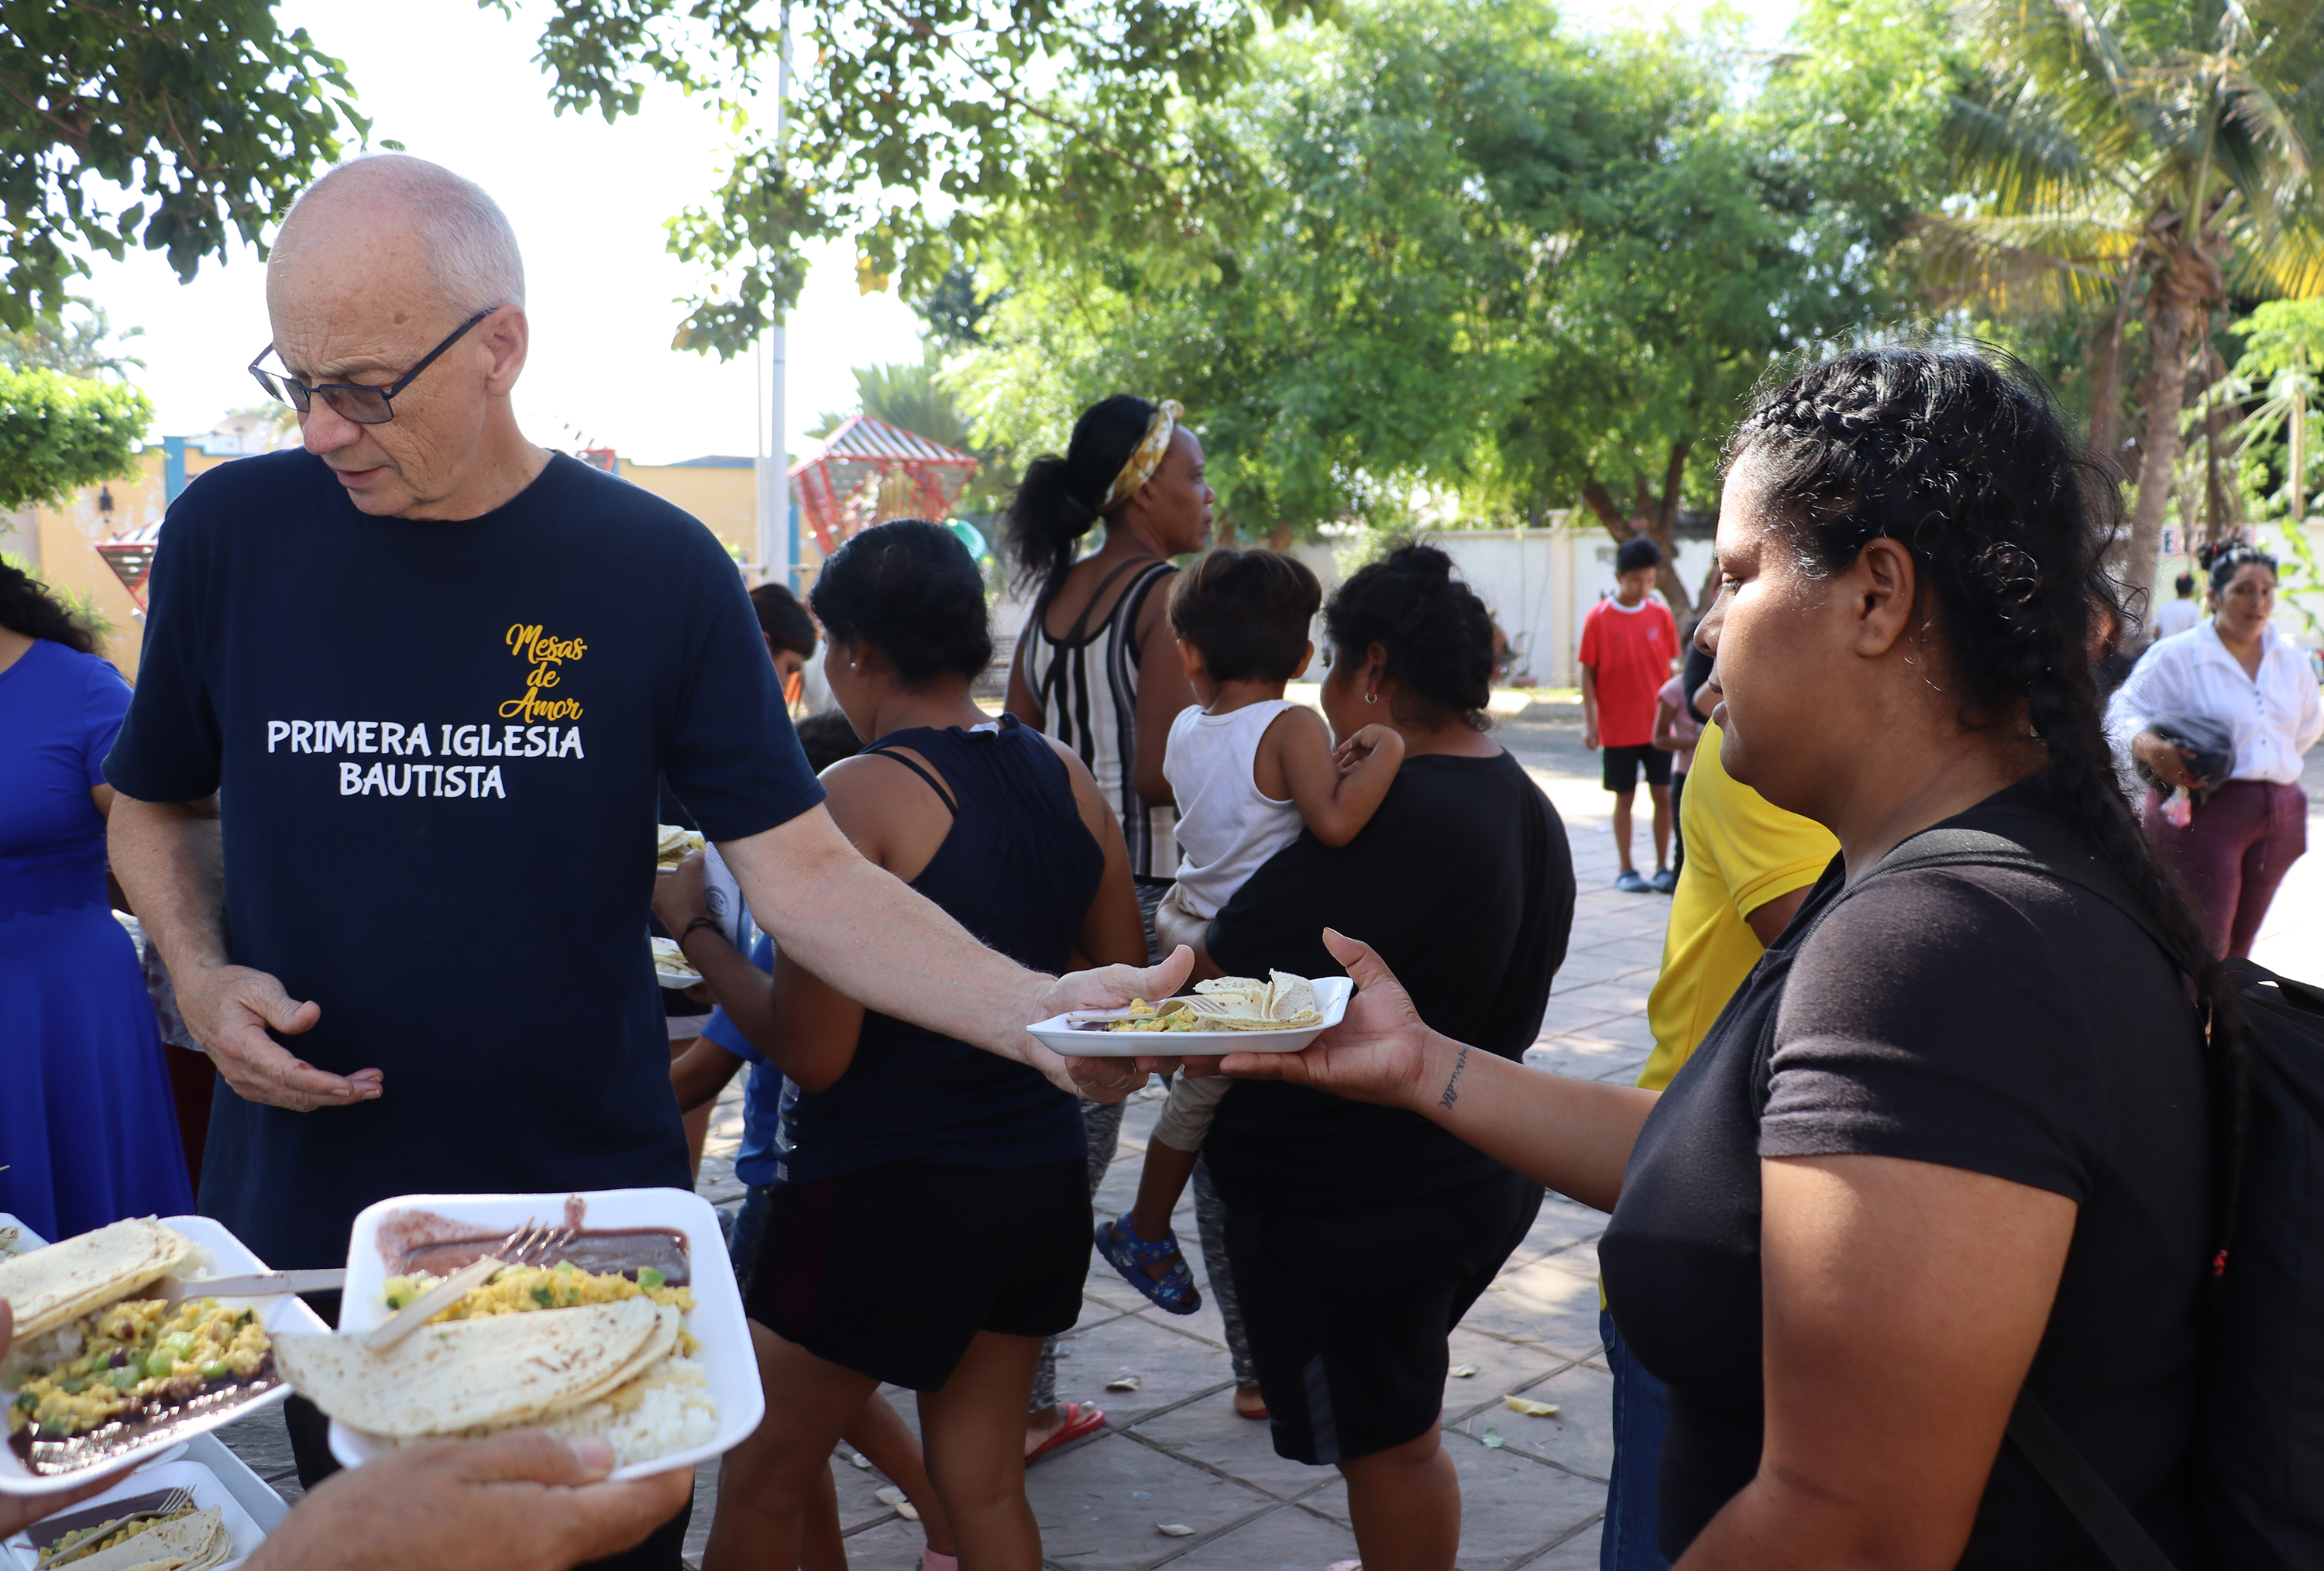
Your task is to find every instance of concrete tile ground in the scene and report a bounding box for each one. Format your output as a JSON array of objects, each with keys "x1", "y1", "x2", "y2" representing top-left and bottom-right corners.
[{"x1": 216, "y1": 699, "x2": 2324, "y2": 1569}]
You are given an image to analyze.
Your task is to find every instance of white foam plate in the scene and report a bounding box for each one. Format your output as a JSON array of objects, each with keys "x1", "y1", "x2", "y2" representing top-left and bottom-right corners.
[
  {"x1": 4, "y1": 1456, "x2": 267, "y2": 1569},
  {"x1": 326, "y1": 1188, "x2": 761, "y2": 1482},
  {"x1": 1030, "y1": 975, "x2": 1353, "y2": 1057},
  {"x1": 0, "y1": 1217, "x2": 331, "y2": 1497}
]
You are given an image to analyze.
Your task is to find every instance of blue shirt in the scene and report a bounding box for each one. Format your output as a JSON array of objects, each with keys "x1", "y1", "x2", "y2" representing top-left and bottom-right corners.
[
  {"x1": 700, "y1": 934, "x2": 791, "y2": 1189},
  {"x1": 105, "y1": 450, "x2": 825, "y2": 1267}
]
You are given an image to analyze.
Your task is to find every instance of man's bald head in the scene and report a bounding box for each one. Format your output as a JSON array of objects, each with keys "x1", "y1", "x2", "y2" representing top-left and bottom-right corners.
[{"x1": 271, "y1": 155, "x2": 524, "y2": 318}]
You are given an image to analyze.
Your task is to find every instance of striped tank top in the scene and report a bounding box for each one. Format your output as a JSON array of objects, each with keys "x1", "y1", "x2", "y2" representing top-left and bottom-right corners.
[{"x1": 1019, "y1": 559, "x2": 1179, "y2": 878}]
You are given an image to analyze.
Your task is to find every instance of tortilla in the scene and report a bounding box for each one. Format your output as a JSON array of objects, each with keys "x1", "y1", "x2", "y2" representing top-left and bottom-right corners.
[
  {"x1": 542, "y1": 1303, "x2": 682, "y2": 1416},
  {"x1": 0, "y1": 1220, "x2": 195, "y2": 1342},
  {"x1": 273, "y1": 1298, "x2": 663, "y2": 1439},
  {"x1": 54, "y1": 1507, "x2": 230, "y2": 1571}
]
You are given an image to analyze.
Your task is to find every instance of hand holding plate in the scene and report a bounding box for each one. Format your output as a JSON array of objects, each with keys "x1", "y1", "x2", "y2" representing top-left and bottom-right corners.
[
  {"x1": 241, "y1": 1431, "x2": 693, "y2": 1571},
  {"x1": 649, "y1": 849, "x2": 710, "y2": 935},
  {"x1": 1218, "y1": 929, "x2": 1436, "y2": 1109},
  {"x1": 1026, "y1": 946, "x2": 1196, "y2": 1099},
  {"x1": 176, "y1": 961, "x2": 381, "y2": 1112}
]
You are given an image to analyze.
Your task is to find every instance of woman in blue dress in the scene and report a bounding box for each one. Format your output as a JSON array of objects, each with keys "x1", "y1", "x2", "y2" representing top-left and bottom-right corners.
[{"x1": 0, "y1": 562, "x2": 192, "y2": 1238}]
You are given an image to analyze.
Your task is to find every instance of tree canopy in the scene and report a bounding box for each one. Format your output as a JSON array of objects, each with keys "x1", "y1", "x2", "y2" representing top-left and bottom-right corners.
[
  {"x1": 1, "y1": 0, "x2": 366, "y2": 330},
  {"x1": 0, "y1": 366, "x2": 151, "y2": 511}
]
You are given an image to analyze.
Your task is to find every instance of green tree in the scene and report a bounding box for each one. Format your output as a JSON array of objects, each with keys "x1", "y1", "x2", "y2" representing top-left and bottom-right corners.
[
  {"x1": 513, "y1": 0, "x2": 1337, "y2": 360},
  {"x1": 2, "y1": 2, "x2": 368, "y2": 329},
  {"x1": 3, "y1": 304, "x2": 144, "y2": 378},
  {"x1": 0, "y1": 366, "x2": 151, "y2": 511},
  {"x1": 1915, "y1": 0, "x2": 2324, "y2": 613}
]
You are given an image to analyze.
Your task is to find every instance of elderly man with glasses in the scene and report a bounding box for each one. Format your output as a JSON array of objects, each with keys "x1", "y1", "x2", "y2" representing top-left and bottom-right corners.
[{"x1": 101, "y1": 155, "x2": 1184, "y2": 1569}]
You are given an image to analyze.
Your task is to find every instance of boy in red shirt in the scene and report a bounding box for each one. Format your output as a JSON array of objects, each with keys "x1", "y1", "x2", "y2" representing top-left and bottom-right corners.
[{"x1": 1579, "y1": 536, "x2": 1680, "y2": 892}]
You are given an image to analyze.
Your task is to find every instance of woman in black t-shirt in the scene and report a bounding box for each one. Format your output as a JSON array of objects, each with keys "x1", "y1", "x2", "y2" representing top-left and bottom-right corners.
[
  {"x1": 1157, "y1": 545, "x2": 1576, "y2": 1569},
  {"x1": 1225, "y1": 349, "x2": 2230, "y2": 1568}
]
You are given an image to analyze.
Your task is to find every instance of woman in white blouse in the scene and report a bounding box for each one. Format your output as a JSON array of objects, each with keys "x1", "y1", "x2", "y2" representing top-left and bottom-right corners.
[{"x1": 2108, "y1": 544, "x2": 2324, "y2": 955}]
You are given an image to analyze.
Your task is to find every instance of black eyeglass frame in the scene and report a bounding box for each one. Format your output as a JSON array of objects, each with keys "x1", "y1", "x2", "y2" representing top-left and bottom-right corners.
[{"x1": 247, "y1": 308, "x2": 498, "y2": 425}]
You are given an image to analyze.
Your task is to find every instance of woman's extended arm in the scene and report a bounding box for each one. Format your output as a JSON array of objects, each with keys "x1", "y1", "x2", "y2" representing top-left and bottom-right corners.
[
  {"x1": 1215, "y1": 932, "x2": 1655, "y2": 1212},
  {"x1": 1049, "y1": 738, "x2": 1152, "y2": 969},
  {"x1": 1676, "y1": 1154, "x2": 2073, "y2": 1570},
  {"x1": 1132, "y1": 577, "x2": 1196, "y2": 809}
]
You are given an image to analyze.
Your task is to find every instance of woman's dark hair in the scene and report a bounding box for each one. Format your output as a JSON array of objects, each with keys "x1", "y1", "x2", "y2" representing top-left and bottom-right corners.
[
  {"x1": 1004, "y1": 394, "x2": 1158, "y2": 594},
  {"x1": 808, "y1": 518, "x2": 993, "y2": 686},
  {"x1": 2200, "y1": 541, "x2": 2277, "y2": 598},
  {"x1": 750, "y1": 582, "x2": 818, "y2": 658},
  {"x1": 1323, "y1": 543, "x2": 1494, "y2": 729},
  {"x1": 1728, "y1": 342, "x2": 2246, "y2": 1236},
  {"x1": 1169, "y1": 549, "x2": 1322, "y2": 684},
  {"x1": 0, "y1": 560, "x2": 99, "y2": 656}
]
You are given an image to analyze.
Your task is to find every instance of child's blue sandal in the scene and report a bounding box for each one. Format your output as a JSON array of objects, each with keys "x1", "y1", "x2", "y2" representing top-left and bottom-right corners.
[{"x1": 1094, "y1": 1213, "x2": 1202, "y2": 1315}]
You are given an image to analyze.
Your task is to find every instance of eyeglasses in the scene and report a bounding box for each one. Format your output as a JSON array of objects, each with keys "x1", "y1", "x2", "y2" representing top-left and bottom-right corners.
[{"x1": 247, "y1": 308, "x2": 497, "y2": 425}]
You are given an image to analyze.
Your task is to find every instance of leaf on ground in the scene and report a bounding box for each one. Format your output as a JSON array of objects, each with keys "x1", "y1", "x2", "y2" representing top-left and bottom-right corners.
[
  {"x1": 1449, "y1": 1363, "x2": 1480, "y2": 1377},
  {"x1": 1106, "y1": 1373, "x2": 1143, "y2": 1391},
  {"x1": 1504, "y1": 1396, "x2": 1561, "y2": 1418},
  {"x1": 1481, "y1": 1427, "x2": 1504, "y2": 1449},
  {"x1": 1157, "y1": 1523, "x2": 1197, "y2": 1537}
]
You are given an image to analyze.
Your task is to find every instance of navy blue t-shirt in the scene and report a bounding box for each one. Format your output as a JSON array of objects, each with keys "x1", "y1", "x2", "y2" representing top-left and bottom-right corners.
[{"x1": 105, "y1": 449, "x2": 824, "y2": 1267}]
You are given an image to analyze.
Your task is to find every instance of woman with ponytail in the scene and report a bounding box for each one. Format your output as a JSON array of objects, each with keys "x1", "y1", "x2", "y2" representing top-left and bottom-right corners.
[
  {"x1": 1002, "y1": 394, "x2": 1217, "y2": 1449},
  {"x1": 0, "y1": 562, "x2": 194, "y2": 1238},
  {"x1": 1225, "y1": 346, "x2": 2225, "y2": 1568}
]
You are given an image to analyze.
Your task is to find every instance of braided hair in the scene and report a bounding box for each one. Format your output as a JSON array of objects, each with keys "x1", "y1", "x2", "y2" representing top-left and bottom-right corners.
[
  {"x1": 1324, "y1": 543, "x2": 1495, "y2": 730},
  {"x1": 1003, "y1": 395, "x2": 1158, "y2": 596},
  {"x1": 1730, "y1": 344, "x2": 2246, "y2": 1244}
]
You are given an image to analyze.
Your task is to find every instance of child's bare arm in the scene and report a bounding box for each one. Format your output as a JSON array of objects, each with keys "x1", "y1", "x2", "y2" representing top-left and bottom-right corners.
[
  {"x1": 1266, "y1": 706, "x2": 1405, "y2": 847},
  {"x1": 1653, "y1": 696, "x2": 1681, "y2": 751},
  {"x1": 1580, "y1": 665, "x2": 1600, "y2": 750},
  {"x1": 671, "y1": 1036, "x2": 746, "y2": 1114}
]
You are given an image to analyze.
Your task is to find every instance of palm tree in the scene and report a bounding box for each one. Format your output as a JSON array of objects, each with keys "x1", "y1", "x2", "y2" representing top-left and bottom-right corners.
[{"x1": 1914, "y1": 0, "x2": 2324, "y2": 618}]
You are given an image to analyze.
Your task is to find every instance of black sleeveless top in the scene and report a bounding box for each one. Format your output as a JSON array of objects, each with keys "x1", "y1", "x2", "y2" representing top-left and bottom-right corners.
[{"x1": 779, "y1": 716, "x2": 1100, "y2": 1184}]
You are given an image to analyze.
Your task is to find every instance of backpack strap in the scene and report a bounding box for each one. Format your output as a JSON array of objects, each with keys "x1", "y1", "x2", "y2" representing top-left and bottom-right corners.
[{"x1": 2005, "y1": 1393, "x2": 2183, "y2": 1571}]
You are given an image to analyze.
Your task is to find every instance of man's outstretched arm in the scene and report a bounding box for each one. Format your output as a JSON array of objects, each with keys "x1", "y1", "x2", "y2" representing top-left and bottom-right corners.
[
  {"x1": 717, "y1": 803, "x2": 1188, "y2": 1098},
  {"x1": 108, "y1": 793, "x2": 381, "y2": 1111}
]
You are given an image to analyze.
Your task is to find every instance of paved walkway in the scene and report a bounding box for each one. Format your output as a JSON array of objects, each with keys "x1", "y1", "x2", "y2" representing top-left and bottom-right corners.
[{"x1": 220, "y1": 695, "x2": 2324, "y2": 1570}]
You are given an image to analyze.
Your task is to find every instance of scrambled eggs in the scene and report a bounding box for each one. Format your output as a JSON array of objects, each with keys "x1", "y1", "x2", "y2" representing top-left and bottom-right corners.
[
  {"x1": 384, "y1": 1263, "x2": 699, "y2": 1356},
  {"x1": 39, "y1": 1507, "x2": 197, "y2": 1566},
  {"x1": 1105, "y1": 1000, "x2": 1205, "y2": 1033},
  {"x1": 5, "y1": 1299, "x2": 269, "y2": 1441}
]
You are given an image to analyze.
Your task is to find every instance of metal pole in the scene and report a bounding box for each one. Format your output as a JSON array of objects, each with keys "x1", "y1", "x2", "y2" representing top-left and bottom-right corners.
[
  {"x1": 756, "y1": 1, "x2": 793, "y2": 587},
  {"x1": 2291, "y1": 377, "x2": 2307, "y2": 527}
]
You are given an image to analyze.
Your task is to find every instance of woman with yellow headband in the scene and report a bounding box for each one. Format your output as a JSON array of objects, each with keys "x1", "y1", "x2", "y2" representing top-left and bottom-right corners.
[{"x1": 1002, "y1": 394, "x2": 1229, "y2": 1453}]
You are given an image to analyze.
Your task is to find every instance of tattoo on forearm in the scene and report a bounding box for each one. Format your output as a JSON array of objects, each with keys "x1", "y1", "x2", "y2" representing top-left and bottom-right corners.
[{"x1": 1439, "y1": 1046, "x2": 1470, "y2": 1110}]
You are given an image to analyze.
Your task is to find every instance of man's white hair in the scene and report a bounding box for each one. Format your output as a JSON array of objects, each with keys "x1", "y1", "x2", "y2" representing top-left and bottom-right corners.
[{"x1": 280, "y1": 154, "x2": 525, "y2": 315}]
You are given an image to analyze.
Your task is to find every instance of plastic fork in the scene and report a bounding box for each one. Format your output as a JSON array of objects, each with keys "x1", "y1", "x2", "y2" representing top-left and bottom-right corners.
[{"x1": 359, "y1": 1219, "x2": 577, "y2": 1353}]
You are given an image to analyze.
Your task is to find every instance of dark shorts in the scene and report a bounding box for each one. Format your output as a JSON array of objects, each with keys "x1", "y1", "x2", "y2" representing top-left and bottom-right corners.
[
  {"x1": 745, "y1": 1160, "x2": 1090, "y2": 1391},
  {"x1": 1602, "y1": 744, "x2": 1673, "y2": 793},
  {"x1": 1225, "y1": 1171, "x2": 1542, "y2": 1466}
]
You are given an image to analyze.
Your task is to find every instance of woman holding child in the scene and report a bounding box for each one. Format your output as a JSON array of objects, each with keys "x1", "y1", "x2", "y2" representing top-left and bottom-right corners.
[
  {"x1": 676, "y1": 520, "x2": 1151, "y2": 1571},
  {"x1": 1236, "y1": 348, "x2": 2221, "y2": 1567},
  {"x1": 1153, "y1": 544, "x2": 1577, "y2": 1570}
]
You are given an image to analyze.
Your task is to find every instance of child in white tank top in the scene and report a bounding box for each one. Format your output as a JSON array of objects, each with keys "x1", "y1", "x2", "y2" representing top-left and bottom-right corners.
[{"x1": 1095, "y1": 550, "x2": 1404, "y2": 1315}]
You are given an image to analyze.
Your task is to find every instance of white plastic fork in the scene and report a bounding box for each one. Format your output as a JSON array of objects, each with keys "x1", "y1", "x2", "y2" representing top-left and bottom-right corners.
[{"x1": 359, "y1": 1220, "x2": 576, "y2": 1353}]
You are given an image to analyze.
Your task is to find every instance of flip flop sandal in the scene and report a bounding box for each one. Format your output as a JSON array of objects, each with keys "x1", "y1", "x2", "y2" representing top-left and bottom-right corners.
[
  {"x1": 920, "y1": 1552, "x2": 960, "y2": 1570},
  {"x1": 1093, "y1": 1214, "x2": 1203, "y2": 1315},
  {"x1": 1026, "y1": 1400, "x2": 1106, "y2": 1464}
]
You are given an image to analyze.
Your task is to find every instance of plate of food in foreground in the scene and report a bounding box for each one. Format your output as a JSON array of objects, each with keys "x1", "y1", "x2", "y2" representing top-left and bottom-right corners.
[
  {"x1": 0, "y1": 1219, "x2": 330, "y2": 1497},
  {"x1": 4, "y1": 1456, "x2": 270, "y2": 1570},
  {"x1": 648, "y1": 937, "x2": 703, "y2": 988},
  {"x1": 655, "y1": 824, "x2": 705, "y2": 870},
  {"x1": 298, "y1": 1189, "x2": 760, "y2": 1482},
  {"x1": 1030, "y1": 971, "x2": 1352, "y2": 1057}
]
